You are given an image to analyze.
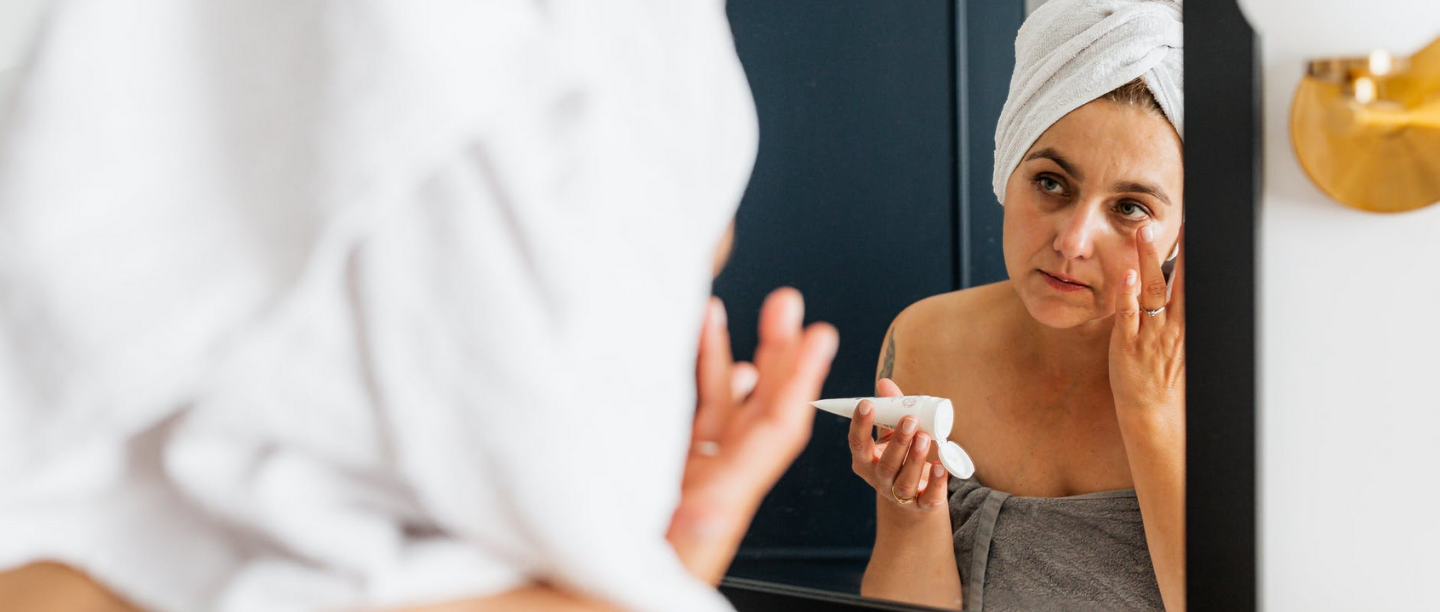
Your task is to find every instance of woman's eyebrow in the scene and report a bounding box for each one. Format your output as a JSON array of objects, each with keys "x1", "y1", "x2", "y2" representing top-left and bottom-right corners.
[
  {"x1": 1024, "y1": 148, "x2": 1084, "y2": 181},
  {"x1": 1113, "y1": 181, "x2": 1173, "y2": 206}
]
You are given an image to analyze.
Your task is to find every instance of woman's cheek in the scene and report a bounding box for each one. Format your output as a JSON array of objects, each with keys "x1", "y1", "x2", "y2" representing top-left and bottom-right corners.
[
  {"x1": 1119, "y1": 231, "x2": 1143, "y2": 270},
  {"x1": 1103, "y1": 265, "x2": 1125, "y2": 302},
  {"x1": 1103, "y1": 250, "x2": 1135, "y2": 293}
]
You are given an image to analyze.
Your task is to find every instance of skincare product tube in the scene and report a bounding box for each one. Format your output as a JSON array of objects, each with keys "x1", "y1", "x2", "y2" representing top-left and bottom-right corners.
[
  {"x1": 812, "y1": 396, "x2": 953, "y2": 439},
  {"x1": 811, "y1": 396, "x2": 976, "y2": 478}
]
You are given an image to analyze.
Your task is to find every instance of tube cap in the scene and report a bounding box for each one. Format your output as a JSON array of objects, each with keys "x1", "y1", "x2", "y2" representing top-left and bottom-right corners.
[
  {"x1": 932, "y1": 398, "x2": 953, "y2": 439},
  {"x1": 938, "y1": 441, "x2": 975, "y2": 479}
]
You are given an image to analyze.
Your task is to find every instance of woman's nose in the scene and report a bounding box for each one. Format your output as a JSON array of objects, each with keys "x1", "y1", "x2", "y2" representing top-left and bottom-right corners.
[{"x1": 1052, "y1": 206, "x2": 1103, "y2": 260}]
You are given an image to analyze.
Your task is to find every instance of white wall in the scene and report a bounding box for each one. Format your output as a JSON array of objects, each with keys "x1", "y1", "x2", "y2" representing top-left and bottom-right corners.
[{"x1": 1237, "y1": 1, "x2": 1440, "y2": 610}]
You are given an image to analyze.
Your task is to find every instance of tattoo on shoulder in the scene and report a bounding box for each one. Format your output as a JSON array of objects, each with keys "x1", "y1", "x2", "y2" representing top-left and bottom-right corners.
[{"x1": 877, "y1": 329, "x2": 896, "y2": 381}]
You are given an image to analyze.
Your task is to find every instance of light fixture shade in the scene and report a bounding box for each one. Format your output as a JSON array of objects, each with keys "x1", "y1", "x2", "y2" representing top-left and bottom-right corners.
[{"x1": 1291, "y1": 36, "x2": 1440, "y2": 213}]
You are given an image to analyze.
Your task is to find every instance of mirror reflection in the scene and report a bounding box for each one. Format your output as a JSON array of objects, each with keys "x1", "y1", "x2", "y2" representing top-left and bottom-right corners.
[{"x1": 717, "y1": 1, "x2": 1185, "y2": 610}]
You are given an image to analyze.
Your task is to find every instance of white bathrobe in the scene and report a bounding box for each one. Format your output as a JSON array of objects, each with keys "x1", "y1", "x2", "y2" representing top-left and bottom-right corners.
[{"x1": 0, "y1": 2, "x2": 756, "y2": 611}]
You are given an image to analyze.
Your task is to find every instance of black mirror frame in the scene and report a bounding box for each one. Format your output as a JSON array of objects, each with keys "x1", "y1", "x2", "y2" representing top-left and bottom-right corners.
[
  {"x1": 1183, "y1": 0, "x2": 1259, "y2": 610},
  {"x1": 722, "y1": 0, "x2": 1260, "y2": 610}
]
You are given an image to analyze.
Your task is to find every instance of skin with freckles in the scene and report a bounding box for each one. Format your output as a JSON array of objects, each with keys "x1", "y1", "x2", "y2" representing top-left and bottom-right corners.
[
  {"x1": 851, "y1": 98, "x2": 1187, "y2": 611},
  {"x1": 1003, "y1": 100, "x2": 1183, "y2": 331}
]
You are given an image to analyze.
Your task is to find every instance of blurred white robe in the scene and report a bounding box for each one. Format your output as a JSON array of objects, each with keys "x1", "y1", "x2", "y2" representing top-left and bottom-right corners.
[{"x1": 0, "y1": 1, "x2": 757, "y2": 611}]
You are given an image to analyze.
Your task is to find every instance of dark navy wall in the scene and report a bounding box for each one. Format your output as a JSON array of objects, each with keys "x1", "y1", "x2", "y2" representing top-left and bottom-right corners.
[
  {"x1": 715, "y1": 0, "x2": 1023, "y2": 594},
  {"x1": 959, "y1": 0, "x2": 1026, "y2": 288}
]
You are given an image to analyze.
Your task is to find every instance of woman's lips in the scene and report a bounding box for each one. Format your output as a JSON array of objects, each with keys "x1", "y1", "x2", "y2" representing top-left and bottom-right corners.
[{"x1": 1039, "y1": 270, "x2": 1090, "y2": 292}]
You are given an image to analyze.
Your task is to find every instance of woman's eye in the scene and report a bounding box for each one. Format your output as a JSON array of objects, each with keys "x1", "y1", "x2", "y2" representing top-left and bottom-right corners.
[
  {"x1": 1037, "y1": 176, "x2": 1064, "y2": 194},
  {"x1": 1116, "y1": 201, "x2": 1151, "y2": 219}
]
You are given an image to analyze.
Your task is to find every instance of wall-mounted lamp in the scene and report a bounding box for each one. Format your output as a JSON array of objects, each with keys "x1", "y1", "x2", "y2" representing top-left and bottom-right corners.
[{"x1": 1291, "y1": 35, "x2": 1440, "y2": 213}]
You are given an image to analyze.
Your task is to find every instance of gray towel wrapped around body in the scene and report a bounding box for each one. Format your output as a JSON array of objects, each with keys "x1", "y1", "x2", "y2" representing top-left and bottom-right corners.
[{"x1": 950, "y1": 476, "x2": 1163, "y2": 612}]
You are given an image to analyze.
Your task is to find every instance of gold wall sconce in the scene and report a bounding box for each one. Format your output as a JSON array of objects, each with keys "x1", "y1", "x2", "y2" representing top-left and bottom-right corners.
[{"x1": 1292, "y1": 35, "x2": 1440, "y2": 213}]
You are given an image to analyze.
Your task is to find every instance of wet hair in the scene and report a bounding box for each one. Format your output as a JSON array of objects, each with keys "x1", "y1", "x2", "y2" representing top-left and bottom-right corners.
[{"x1": 1101, "y1": 78, "x2": 1164, "y2": 118}]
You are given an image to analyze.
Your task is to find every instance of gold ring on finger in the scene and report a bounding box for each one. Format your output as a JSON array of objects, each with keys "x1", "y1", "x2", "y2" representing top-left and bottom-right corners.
[{"x1": 890, "y1": 481, "x2": 916, "y2": 505}]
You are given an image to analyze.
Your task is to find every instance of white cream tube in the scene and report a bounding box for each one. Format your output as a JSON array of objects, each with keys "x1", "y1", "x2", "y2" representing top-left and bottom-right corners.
[
  {"x1": 811, "y1": 395, "x2": 975, "y2": 478},
  {"x1": 812, "y1": 396, "x2": 953, "y2": 439}
]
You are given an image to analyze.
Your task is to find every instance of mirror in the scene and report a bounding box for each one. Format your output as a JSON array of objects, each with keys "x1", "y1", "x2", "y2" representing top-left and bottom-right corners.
[{"x1": 714, "y1": 1, "x2": 1198, "y2": 611}]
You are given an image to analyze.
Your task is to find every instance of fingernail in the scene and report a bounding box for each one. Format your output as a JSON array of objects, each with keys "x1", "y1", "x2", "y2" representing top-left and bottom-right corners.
[
  {"x1": 711, "y1": 298, "x2": 726, "y2": 326},
  {"x1": 822, "y1": 328, "x2": 840, "y2": 359},
  {"x1": 901, "y1": 417, "x2": 917, "y2": 434},
  {"x1": 915, "y1": 433, "x2": 930, "y2": 452},
  {"x1": 857, "y1": 400, "x2": 873, "y2": 417},
  {"x1": 1125, "y1": 270, "x2": 1137, "y2": 287},
  {"x1": 785, "y1": 291, "x2": 805, "y2": 328},
  {"x1": 933, "y1": 464, "x2": 947, "y2": 478},
  {"x1": 733, "y1": 366, "x2": 758, "y2": 396},
  {"x1": 1141, "y1": 225, "x2": 1155, "y2": 243}
]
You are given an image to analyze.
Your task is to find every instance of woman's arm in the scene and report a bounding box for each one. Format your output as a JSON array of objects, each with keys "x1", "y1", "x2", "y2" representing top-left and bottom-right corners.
[
  {"x1": 1117, "y1": 407, "x2": 1185, "y2": 612},
  {"x1": 863, "y1": 478, "x2": 963, "y2": 610},
  {"x1": 1110, "y1": 226, "x2": 1186, "y2": 612},
  {"x1": 852, "y1": 324, "x2": 963, "y2": 610}
]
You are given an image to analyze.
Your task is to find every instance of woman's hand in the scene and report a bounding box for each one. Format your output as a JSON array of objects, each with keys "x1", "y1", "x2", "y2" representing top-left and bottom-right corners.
[
  {"x1": 667, "y1": 288, "x2": 838, "y2": 586},
  {"x1": 852, "y1": 378, "x2": 963, "y2": 609},
  {"x1": 1110, "y1": 224, "x2": 1187, "y2": 612},
  {"x1": 848, "y1": 378, "x2": 950, "y2": 516},
  {"x1": 1109, "y1": 225, "x2": 1185, "y2": 423}
]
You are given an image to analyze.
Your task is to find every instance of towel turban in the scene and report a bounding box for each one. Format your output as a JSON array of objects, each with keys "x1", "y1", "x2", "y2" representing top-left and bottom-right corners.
[{"x1": 992, "y1": 0, "x2": 1183, "y2": 204}]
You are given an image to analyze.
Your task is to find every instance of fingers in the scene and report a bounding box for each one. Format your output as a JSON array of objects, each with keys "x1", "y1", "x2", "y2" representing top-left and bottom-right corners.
[
  {"x1": 848, "y1": 400, "x2": 879, "y2": 475},
  {"x1": 871, "y1": 379, "x2": 901, "y2": 462},
  {"x1": 876, "y1": 377, "x2": 904, "y2": 398},
  {"x1": 875, "y1": 424, "x2": 894, "y2": 451},
  {"x1": 692, "y1": 298, "x2": 734, "y2": 445},
  {"x1": 758, "y1": 287, "x2": 806, "y2": 344},
  {"x1": 1135, "y1": 224, "x2": 1169, "y2": 313},
  {"x1": 746, "y1": 288, "x2": 806, "y2": 411},
  {"x1": 765, "y1": 322, "x2": 838, "y2": 428},
  {"x1": 733, "y1": 288, "x2": 837, "y2": 466},
  {"x1": 1169, "y1": 228, "x2": 1185, "y2": 322},
  {"x1": 751, "y1": 289, "x2": 838, "y2": 427},
  {"x1": 918, "y1": 462, "x2": 950, "y2": 508},
  {"x1": 890, "y1": 430, "x2": 932, "y2": 502},
  {"x1": 731, "y1": 362, "x2": 758, "y2": 403},
  {"x1": 876, "y1": 415, "x2": 919, "y2": 487},
  {"x1": 1114, "y1": 268, "x2": 1141, "y2": 340}
]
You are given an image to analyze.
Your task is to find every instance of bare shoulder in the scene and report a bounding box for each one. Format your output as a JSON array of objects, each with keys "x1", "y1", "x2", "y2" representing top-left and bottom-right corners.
[{"x1": 876, "y1": 282, "x2": 1013, "y2": 384}]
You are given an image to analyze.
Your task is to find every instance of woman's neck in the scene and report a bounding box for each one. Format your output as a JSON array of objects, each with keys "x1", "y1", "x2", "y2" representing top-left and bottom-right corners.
[{"x1": 1006, "y1": 291, "x2": 1114, "y2": 380}]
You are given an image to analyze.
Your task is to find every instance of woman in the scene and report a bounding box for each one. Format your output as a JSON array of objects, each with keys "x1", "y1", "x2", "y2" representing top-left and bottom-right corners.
[{"x1": 845, "y1": 1, "x2": 1184, "y2": 611}]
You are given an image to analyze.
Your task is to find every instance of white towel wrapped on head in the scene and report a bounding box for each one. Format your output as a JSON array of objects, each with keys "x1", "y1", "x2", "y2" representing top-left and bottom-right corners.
[
  {"x1": 0, "y1": 2, "x2": 755, "y2": 612},
  {"x1": 992, "y1": 0, "x2": 1183, "y2": 204}
]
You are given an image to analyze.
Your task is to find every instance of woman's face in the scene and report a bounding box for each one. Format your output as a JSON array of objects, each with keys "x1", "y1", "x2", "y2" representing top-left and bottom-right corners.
[{"x1": 1002, "y1": 99, "x2": 1183, "y2": 329}]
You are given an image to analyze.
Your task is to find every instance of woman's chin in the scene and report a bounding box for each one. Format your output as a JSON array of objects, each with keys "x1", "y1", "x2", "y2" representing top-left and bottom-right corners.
[{"x1": 1021, "y1": 298, "x2": 1105, "y2": 330}]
